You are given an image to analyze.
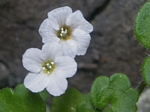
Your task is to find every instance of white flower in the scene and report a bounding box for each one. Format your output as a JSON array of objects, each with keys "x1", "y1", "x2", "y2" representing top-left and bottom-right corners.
[
  {"x1": 22, "y1": 42, "x2": 77, "y2": 96},
  {"x1": 39, "y1": 6, "x2": 93, "y2": 58}
]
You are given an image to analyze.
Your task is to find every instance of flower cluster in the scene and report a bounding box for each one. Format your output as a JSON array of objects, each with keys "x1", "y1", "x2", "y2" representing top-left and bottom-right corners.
[{"x1": 22, "y1": 6, "x2": 93, "y2": 96}]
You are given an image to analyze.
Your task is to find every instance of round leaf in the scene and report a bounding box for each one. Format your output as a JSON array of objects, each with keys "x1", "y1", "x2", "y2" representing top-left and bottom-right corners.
[
  {"x1": 51, "y1": 88, "x2": 83, "y2": 112},
  {"x1": 142, "y1": 56, "x2": 150, "y2": 86},
  {"x1": 0, "y1": 84, "x2": 46, "y2": 112},
  {"x1": 109, "y1": 73, "x2": 130, "y2": 90},
  {"x1": 91, "y1": 76, "x2": 111, "y2": 108},
  {"x1": 134, "y1": 2, "x2": 150, "y2": 49},
  {"x1": 111, "y1": 88, "x2": 139, "y2": 112},
  {"x1": 76, "y1": 94, "x2": 102, "y2": 112},
  {"x1": 91, "y1": 73, "x2": 139, "y2": 112}
]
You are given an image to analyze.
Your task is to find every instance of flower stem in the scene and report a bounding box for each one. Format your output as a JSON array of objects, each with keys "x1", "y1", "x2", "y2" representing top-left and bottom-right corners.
[{"x1": 137, "y1": 80, "x2": 147, "y2": 95}]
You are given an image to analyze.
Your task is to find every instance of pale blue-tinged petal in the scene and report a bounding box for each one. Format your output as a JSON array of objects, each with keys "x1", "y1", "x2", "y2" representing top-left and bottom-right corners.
[
  {"x1": 66, "y1": 10, "x2": 93, "y2": 33},
  {"x1": 54, "y1": 56, "x2": 77, "y2": 78},
  {"x1": 46, "y1": 74, "x2": 68, "y2": 96},
  {"x1": 41, "y1": 42, "x2": 63, "y2": 60},
  {"x1": 48, "y1": 17, "x2": 60, "y2": 30},
  {"x1": 22, "y1": 48, "x2": 42, "y2": 73},
  {"x1": 72, "y1": 29, "x2": 91, "y2": 55},
  {"x1": 39, "y1": 18, "x2": 60, "y2": 43},
  {"x1": 48, "y1": 6, "x2": 72, "y2": 28},
  {"x1": 24, "y1": 72, "x2": 50, "y2": 92},
  {"x1": 60, "y1": 40, "x2": 77, "y2": 58}
]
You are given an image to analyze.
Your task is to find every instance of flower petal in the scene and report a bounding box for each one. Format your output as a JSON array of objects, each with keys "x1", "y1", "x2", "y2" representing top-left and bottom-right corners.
[
  {"x1": 41, "y1": 42, "x2": 63, "y2": 60},
  {"x1": 48, "y1": 6, "x2": 72, "y2": 29},
  {"x1": 22, "y1": 48, "x2": 42, "y2": 73},
  {"x1": 46, "y1": 74, "x2": 68, "y2": 96},
  {"x1": 39, "y1": 18, "x2": 60, "y2": 43},
  {"x1": 66, "y1": 10, "x2": 93, "y2": 33},
  {"x1": 24, "y1": 72, "x2": 50, "y2": 92},
  {"x1": 54, "y1": 56, "x2": 77, "y2": 78},
  {"x1": 72, "y1": 29, "x2": 91, "y2": 55},
  {"x1": 60, "y1": 40, "x2": 77, "y2": 58}
]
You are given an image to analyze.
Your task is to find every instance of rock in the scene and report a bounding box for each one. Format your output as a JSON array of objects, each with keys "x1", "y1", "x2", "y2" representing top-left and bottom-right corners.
[
  {"x1": 0, "y1": 0, "x2": 6, "y2": 6},
  {"x1": 137, "y1": 88, "x2": 150, "y2": 112},
  {"x1": 0, "y1": 0, "x2": 106, "y2": 79},
  {"x1": 89, "y1": 0, "x2": 147, "y2": 86},
  {"x1": 0, "y1": 0, "x2": 148, "y2": 93}
]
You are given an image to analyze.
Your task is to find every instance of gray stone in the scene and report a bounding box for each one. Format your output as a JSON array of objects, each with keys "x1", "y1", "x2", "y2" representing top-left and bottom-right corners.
[
  {"x1": 137, "y1": 88, "x2": 150, "y2": 112},
  {"x1": 0, "y1": 0, "x2": 148, "y2": 104}
]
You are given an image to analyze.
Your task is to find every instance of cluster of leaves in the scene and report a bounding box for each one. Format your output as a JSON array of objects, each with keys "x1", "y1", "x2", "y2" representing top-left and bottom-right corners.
[
  {"x1": 0, "y1": 1, "x2": 150, "y2": 112},
  {"x1": 0, "y1": 84, "x2": 46, "y2": 112},
  {"x1": 134, "y1": 1, "x2": 150, "y2": 86},
  {"x1": 50, "y1": 73, "x2": 139, "y2": 112},
  {"x1": 0, "y1": 73, "x2": 139, "y2": 112}
]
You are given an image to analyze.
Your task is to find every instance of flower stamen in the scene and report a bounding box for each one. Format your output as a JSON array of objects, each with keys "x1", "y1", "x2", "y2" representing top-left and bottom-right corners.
[
  {"x1": 57, "y1": 26, "x2": 72, "y2": 41},
  {"x1": 42, "y1": 60, "x2": 55, "y2": 74}
]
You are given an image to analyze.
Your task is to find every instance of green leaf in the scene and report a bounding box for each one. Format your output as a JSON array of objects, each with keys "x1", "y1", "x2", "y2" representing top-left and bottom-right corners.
[
  {"x1": 109, "y1": 73, "x2": 130, "y2": 90},
  {"x1": 76, "y1": 100, "x2": 101, "y2": 112},
  {"x1": 103, "y1": 107, "x2": 112, "y2": 112},
  {"x1": 91, "y1": 73, "x2": 139, "y2": 112},
  {"x1": 76, "y1": 94, "x2": 102, "y2": 112},
  {"x1": 91, "y1": 76, "x2": 111, "y2": 108},
  {"x1": 142, "y1": 56, "x2": 150, "y2": 86},
  {"x1": 51, "y1": 88, "x2": 83, "y2": 112},
  {"x1": 111, "y1": 88, "x2": 139, "y2": 112},
  {"x1": 0, "y1": 84, "x2": 46, "y2": 112},
  {"x1": 134, "y1": 2, "x2": 150, "y2": 49}
]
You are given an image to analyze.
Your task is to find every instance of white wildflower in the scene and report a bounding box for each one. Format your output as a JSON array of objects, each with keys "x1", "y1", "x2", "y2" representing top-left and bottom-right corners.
[
  {"x1": 22, "y1": 42, "x2": 77, "y2": 96},
  {"x1": 39, "y1": 6, "x2": 93, "y2": 58}
]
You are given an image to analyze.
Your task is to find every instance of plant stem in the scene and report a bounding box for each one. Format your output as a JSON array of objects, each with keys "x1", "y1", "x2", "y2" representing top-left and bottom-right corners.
[{"x1": 137, "y1": 80, "x2": 147, "y2": 95}]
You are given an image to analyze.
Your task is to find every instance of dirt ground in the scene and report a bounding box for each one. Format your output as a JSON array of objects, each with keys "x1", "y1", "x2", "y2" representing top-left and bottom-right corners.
[{"x1": 0, "y1": 0, "x2": 148, "y2": 94}]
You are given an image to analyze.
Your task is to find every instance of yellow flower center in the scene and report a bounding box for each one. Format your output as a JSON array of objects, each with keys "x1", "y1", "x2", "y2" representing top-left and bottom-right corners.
[
  {"x1": 42, "y1": 60, "x2": 55, "y2": 74},
  {"x1": 57, "y1": 26, "x2": 72, "y2": 41}
]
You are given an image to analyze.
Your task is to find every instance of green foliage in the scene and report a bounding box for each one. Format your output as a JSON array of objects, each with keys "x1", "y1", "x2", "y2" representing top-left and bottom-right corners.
[
  {"x1": 76, "y1": 94, "x2": 101, "y2": 112},
  {"x1": 91, "y1": 73, "x2": 139, "y2": 112},
  {"x1": 134, "y1": 2, "x2": 150, "y2": 47},
  {"x1": 51, "y1": 88, "x2": 83, "y2": 112},
  {"x1": 76, "y1": 99, "x2": 101, "y2": 112},
  {"x1": 134, "y1": 2, "x2": 150, "y2": 49},
  {"x1": 142, "y1": 56, "x2": 150, "y2": 86},
  {"x1": 0, "y1": 84, "x2": 46, "y2": 112}
]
